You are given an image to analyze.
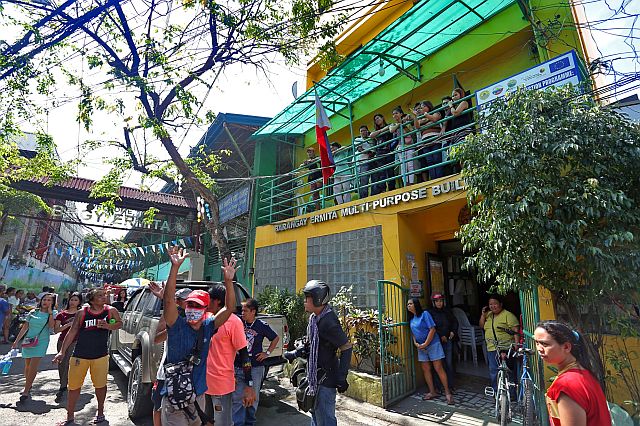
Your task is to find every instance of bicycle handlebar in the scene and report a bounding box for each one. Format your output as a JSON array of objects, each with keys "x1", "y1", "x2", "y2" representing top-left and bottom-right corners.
[{"x1": 497, "y1": 326, "x2": 522, "y2": 336}]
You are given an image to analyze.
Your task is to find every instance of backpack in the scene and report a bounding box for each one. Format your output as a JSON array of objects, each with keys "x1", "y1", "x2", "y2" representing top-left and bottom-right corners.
[{"x1": 164, "y1": 326, "x2": 203, "y2": 413}]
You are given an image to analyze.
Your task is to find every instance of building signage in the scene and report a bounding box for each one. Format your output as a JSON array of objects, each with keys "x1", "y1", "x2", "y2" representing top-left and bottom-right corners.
[
  {"x1": 50, "y1": 204, "x2": 192, "y2": 233},
  {"x1": 274, "y1": 178, "x2": 466, "y2": 232},
  {"x1": 476, "y1": 50, "x2": 583, "y2": 111},
  {"x1": 219, "y1": 185, "x2": 251, "y2": 224}
]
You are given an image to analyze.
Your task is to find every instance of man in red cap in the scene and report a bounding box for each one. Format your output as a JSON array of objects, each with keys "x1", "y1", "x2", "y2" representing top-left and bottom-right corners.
[
  {"x1": 160, "y1": 247, "x2": 238, "y2": 426},
  {"x1": 428, "y1": 292, "x2": 458, "y2": 391}
]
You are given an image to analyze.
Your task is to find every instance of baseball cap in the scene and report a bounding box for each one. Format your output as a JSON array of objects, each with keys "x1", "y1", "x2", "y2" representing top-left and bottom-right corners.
[
  {"x1": 175, "y1": 288, "x2": 193, "y2": 300},
  {"x1": 431, "y1": 292, "x2": 445, "y2": 300},
  {"x1": 184, "y1": 290, "x2": 209, "y2": 307}
]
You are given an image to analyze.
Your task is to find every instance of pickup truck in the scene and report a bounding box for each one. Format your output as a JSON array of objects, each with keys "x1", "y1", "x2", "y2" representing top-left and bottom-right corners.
[{"x1": 108, "y1": 280, "x2": 289, "y2": 419}]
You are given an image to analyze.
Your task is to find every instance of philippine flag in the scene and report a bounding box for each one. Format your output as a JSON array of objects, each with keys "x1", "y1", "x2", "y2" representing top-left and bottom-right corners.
[{"x1": 315, "y1": 94, "x2": 335, "y2": 184}]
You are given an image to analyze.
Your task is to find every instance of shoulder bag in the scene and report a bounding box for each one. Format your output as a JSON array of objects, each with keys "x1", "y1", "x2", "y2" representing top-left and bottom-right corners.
[{"x1": 22, "y1": 314, "x2": 50, "y2": 348}]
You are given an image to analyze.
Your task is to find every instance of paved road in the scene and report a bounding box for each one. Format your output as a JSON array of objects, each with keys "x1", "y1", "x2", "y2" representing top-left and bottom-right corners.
[{"x1": 0, "y1": 336, "x2": 401, "y2": 426}]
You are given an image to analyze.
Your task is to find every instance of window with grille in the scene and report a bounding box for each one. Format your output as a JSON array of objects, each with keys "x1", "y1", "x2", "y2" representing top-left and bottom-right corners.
[
  {"x1": 307, "y1": 226, "x2": 383, "y2": 308},
  {"x1": 254, "y1": 241, "x2": 297, "y2": 293}
]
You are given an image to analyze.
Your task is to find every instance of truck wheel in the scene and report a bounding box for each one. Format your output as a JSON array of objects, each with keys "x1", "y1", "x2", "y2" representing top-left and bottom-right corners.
[{"x1": 127, "y1": 356, "x2": 153, "y2": 419}]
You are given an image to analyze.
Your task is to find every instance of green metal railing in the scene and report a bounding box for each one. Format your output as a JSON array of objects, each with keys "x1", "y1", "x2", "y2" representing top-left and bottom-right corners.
[
  {"x1": 520, "y1": 289, "x2": 550, "y2": 425},
  {"x1": 257, "y1": 93, "x2": 477, "y2": 224},
  {"x1": 377, "y1": 280, "x2": 416, "y2": 407}
]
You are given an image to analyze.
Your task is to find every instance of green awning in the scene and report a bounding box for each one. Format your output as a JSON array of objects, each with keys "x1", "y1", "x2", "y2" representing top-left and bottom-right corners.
[
  {"x1": 254, "y1": 0, "x2": 517, "y2": 138},
  {"x1": 133, "y1": 257, "x2": 191, "y2": 281}
]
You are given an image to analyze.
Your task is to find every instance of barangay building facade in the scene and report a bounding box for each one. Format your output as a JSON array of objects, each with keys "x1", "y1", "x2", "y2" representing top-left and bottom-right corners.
[{"x1": 245, "y1": 0, "x2": 638, "y2": 413}]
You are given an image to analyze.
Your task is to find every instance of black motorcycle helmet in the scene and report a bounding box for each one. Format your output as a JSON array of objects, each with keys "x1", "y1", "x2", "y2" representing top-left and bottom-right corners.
[{"x1": 302, "y1": 280, "x2": 331, "y2": 307}]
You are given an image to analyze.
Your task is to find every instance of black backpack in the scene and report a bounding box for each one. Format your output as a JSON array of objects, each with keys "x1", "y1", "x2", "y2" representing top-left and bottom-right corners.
[{"x1": 164, "y1": 327, "x2": 203, "y2": 413}]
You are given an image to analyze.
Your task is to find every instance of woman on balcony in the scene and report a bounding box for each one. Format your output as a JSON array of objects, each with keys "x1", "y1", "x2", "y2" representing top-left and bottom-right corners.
[
  {"x1": 369, "y1": 113, "x2": 396, "y2": 195},
  {"x1": 407, "y1": 297, "x2": 454, "y2": 405},
  {"x1": 442, "y1": 88, "x2": 474, "y2": 175},
  {"x1": 414, "y1": 100, "x2": 444, "y2": 181},
  {"x1": 389, "y1": 106, "x2": 417, "y2": 186}
]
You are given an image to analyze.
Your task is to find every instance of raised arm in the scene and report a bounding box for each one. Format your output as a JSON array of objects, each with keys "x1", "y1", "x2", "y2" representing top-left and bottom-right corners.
[
  {"x1": 154, "y1": 317, "x2": 167, "y2": 344},
  {"x1": 213, "y1": 257, "x2": 238, "y2": 329},
  {"x1": 164, "y1": 247, "x2": 188, "y2": 327}
]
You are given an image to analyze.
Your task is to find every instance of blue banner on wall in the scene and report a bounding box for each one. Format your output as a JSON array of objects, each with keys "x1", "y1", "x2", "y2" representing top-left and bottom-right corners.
[
  {"x1": 219, "y1": 185, "x2": 251, "y2": 224},
  {"x1": 476, "y1": 50, "x2": 584, "y2": 111}
]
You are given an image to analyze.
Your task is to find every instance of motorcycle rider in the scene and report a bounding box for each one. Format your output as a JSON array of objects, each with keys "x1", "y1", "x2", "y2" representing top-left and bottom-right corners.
[{"x1": 284, "y1": 280, "x2": 352, "y2": 426}]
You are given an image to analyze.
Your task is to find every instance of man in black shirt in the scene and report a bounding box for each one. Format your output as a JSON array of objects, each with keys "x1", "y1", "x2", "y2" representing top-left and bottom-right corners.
[{"x1": 297, "y1": 280, "x2": 352, "y2": 426}]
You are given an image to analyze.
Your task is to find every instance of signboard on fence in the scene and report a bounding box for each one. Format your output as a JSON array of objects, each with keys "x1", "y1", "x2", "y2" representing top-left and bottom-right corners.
[
  {"x1": 219, "y1": 185, "x2": 251, "y2": 224},
  {"x1": 476, "y1": 50, "x2": 583, "y2": 111}
]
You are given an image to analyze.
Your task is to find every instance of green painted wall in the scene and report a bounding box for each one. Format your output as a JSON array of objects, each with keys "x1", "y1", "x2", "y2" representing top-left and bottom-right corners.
[{"x1": 245, "y1": 137, "x2": 282, "y2": 293}]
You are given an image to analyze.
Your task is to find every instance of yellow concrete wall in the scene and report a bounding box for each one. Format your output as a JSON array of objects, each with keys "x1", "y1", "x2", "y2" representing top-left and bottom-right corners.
[
  {"x1": 254, "y1": 176, "x2": 467, "y2": 292},
  {"x1": 602, "y1": 335, "x2": 640, "y2": 407}
]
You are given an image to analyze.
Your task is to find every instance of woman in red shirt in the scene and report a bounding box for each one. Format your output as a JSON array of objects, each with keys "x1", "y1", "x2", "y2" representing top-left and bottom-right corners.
[{"x1": 534, "y1": 321, "x2": 611, "y2": 426}]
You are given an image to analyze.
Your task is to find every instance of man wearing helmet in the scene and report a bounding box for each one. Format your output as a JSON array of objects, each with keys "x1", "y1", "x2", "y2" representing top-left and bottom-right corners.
[
  {"x1": 299, "y1": 280, "x2": 353, "y2": 426},
  {"x1": 428, "y1": 292, "x2": 458, "y2": 391}
]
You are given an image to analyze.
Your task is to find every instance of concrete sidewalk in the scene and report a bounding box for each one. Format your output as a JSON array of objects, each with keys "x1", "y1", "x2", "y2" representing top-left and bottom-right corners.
[{"x1": 272, "y1": 377, "x2": 501, "y2": 425}]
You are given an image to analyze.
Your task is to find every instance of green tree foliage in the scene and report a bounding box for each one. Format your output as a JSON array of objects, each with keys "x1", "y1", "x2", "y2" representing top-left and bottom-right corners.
[
  {"x1": 453, "y1": 86, "x2": 640, "y2": 385},
  {"x1": 257, "y1": 286, "x2": 306, "y2": 342},
  {"x1": 1, "y1": 0, "x2": 346, "y2": 258},
  {"x1": 0, "y1": 184, "x2": 50, "y2": 234}
]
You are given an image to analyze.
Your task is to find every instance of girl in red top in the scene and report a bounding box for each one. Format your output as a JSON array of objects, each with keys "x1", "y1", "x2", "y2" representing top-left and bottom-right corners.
[
  {"x1": 53, "y1": 292, "x2": 82, "y2": 402},
  {"x1": 534, "y1": 321, "x2": 611, "y2": 426}
]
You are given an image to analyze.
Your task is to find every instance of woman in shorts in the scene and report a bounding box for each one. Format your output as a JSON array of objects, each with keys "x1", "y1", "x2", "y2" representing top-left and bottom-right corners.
[{"x1": 407, "y1": 297, "x2": 454, "y2": 404}]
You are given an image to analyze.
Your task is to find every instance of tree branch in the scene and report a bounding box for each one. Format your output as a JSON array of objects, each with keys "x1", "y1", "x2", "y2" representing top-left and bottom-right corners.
[{"x1": 122, "y1": 127, "x2": 174, "y2": 186}]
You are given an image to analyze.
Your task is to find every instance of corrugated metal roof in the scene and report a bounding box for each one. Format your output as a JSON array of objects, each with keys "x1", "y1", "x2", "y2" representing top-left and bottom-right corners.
[
  {"x1": 24, "y1": 176, "x2": 196, "y2": 210},
  {"x1": 254, "y1": 0, "x2": 517, "y2": 137}
]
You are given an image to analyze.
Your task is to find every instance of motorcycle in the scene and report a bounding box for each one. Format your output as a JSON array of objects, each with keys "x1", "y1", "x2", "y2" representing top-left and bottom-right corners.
[
  {"x1": 9, "y1": 305, "x2": 35, "y2": 342},
  {"x1": 284, "y1": 337, "x2": 309, "y2": 387}
]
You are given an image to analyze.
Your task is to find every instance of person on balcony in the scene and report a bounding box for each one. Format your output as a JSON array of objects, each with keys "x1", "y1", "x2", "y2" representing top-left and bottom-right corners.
[
  {"x1": 389, "y1": 106, "x2": 417, "y2": 186},
  {"x1": 330, "y1": 142, "x2": 353, "y2": 205},
  {"x1": 442, "y1": 88, "x2": 474, "y2": 175},
  {"x1": 415, "y1": 101, "x2": 445, "y2": 181},
  {"x1": 300, "y1": 147, "x2": 322, "y2": 211},
  {"x1": 354, "y1": 125, "x2": 374, "y2": 199},
  {"x1": 369, "y1": 113, "x2": 396, "y2": 195}
]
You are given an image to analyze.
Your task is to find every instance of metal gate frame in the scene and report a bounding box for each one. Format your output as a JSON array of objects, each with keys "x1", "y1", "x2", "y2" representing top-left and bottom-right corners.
[
  {"x1": 519, "y1": 288, "x2": 550, "y2": 425},
  {"x1": 377, "y1": 280, "x2": 416, "y2": 407}
]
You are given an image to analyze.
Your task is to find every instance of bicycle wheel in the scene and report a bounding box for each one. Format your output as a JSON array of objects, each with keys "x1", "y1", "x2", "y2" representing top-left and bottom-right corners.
[
  {"x1": 499, "y1": 391, "x2": 510, "y2": 426},
  {"x1": 523, "y1": 379, "x2": 535, "y2": 426}
]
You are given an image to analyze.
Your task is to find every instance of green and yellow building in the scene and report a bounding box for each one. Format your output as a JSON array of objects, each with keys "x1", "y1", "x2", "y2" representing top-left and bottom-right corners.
[{"x1": 246, "y1": 0, "x2": 637, "y2": 413}]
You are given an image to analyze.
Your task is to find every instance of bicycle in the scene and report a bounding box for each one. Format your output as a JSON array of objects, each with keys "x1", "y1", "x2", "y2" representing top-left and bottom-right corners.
[{"x1": 484, "y1": 327, "x2": 538, "y2": 426}]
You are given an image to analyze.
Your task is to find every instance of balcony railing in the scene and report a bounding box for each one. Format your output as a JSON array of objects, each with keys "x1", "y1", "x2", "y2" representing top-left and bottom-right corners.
[{"x1": 257, "y1": 93, "x2": 476, "y2": 224}]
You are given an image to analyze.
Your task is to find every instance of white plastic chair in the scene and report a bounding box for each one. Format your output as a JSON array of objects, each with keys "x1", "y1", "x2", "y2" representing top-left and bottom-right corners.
[{"x1": 452, "y1": 307, "x2": 488, "y2": 367}]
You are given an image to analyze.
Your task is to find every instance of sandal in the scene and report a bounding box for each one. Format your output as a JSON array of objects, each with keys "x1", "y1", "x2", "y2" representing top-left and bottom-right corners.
[
  {"x1": 18, "y1": 393, "x2": 30, "y2": 402},
  {"x1": 93, "y1": 415, "x2": 106, "y2": 424},
  {"x1": 55, "y1": 420, "x2": 74, "y2": 426},
  {"x1": 422, "y1": 392, "x2": 439, "y2": 400},
  {"x1": 446, "y1": 393, "x2": 455, "y2": 405}
]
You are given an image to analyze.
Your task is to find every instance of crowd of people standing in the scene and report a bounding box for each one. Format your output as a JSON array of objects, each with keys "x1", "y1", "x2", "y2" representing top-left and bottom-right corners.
[
  {"x1": 0, "y1": 264, "x2": 614, "y2": 425},
  {"x1": 299, "y1": 88, "x2": 475, "y2": 210}
]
